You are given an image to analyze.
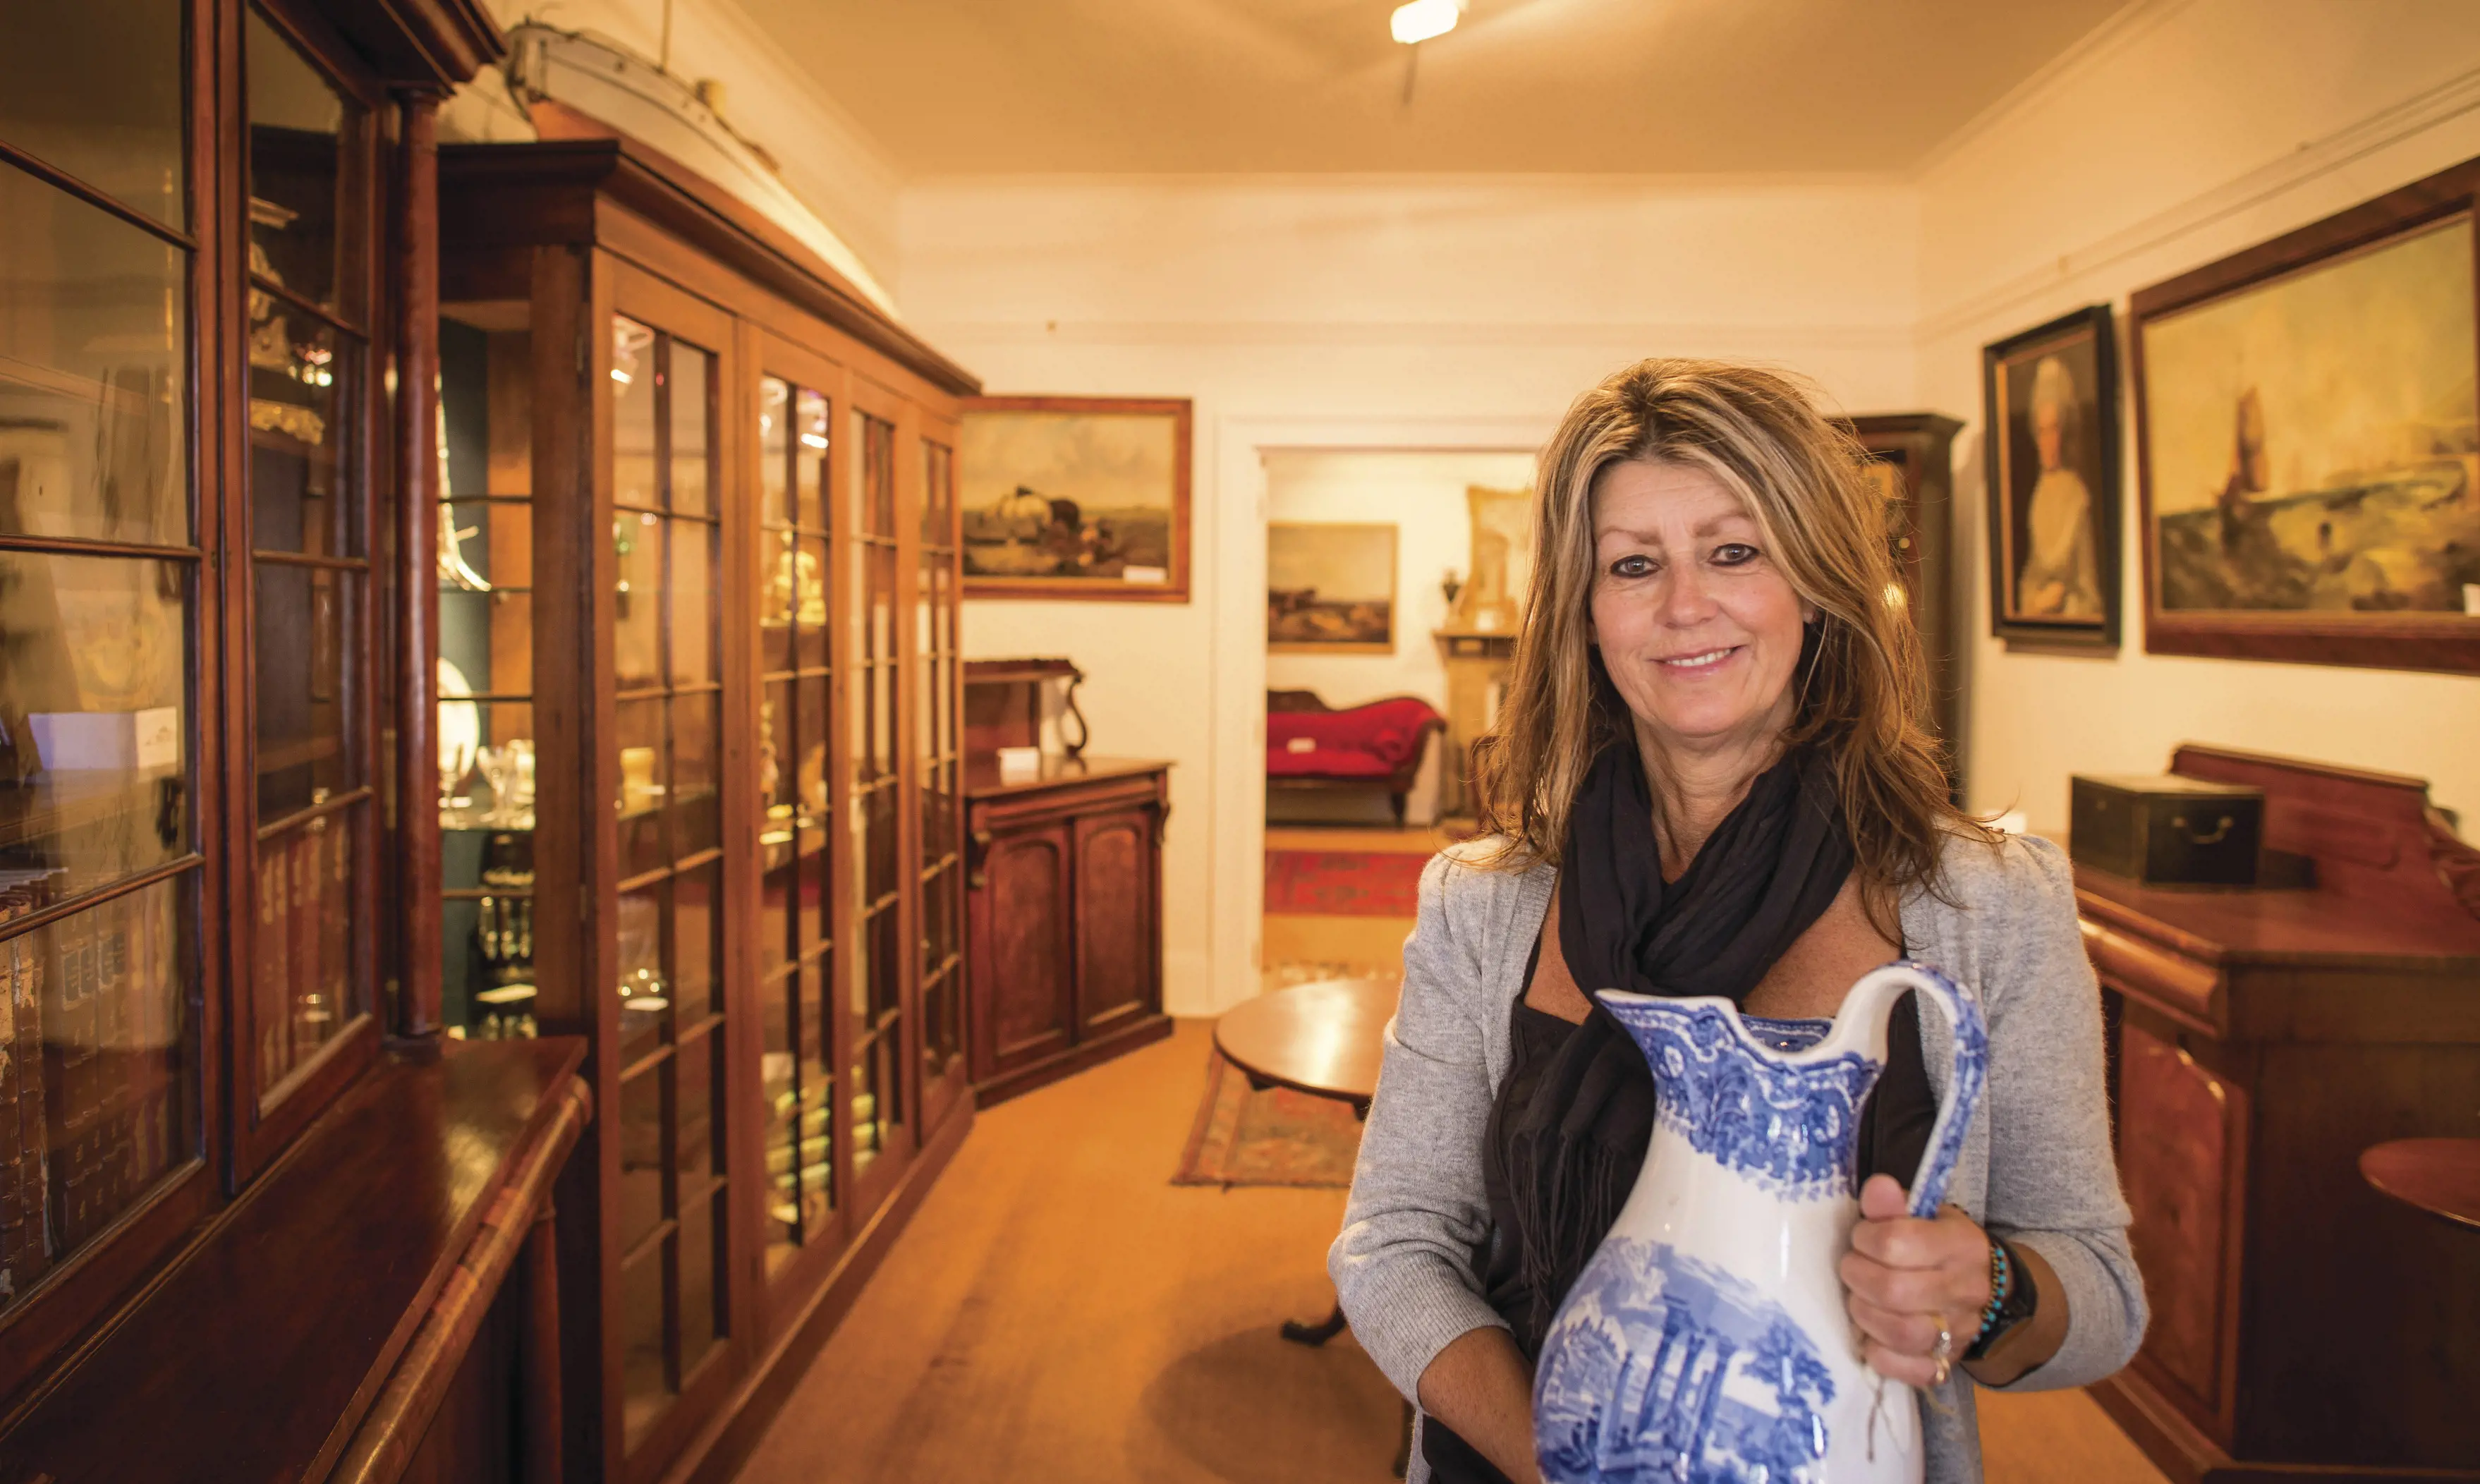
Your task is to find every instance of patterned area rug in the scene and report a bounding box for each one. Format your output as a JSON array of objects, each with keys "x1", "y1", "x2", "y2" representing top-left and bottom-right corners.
[
  {"x1": 1172, "y1": 1050, "x2": 1366, "y2": 1188},
  {"x1": 1264, "y1": 849, "x2": 1430, "y2": 916}
]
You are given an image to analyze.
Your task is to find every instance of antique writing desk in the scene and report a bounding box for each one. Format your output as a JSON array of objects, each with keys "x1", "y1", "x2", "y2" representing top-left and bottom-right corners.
[{"x1": 2077, "y1": 746, "x2": 2480, "y2": 1482}]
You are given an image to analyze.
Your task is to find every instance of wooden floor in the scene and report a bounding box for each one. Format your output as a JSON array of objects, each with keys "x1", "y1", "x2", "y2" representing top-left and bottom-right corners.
[{"x1": 736, "y1": 1019, "x2": 2166, "y2": 1484}]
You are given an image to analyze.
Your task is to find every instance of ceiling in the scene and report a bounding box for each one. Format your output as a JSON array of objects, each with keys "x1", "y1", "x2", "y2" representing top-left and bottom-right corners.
[{"x1": 734, "y1": 0, "x2": 2132, "y2": 176}]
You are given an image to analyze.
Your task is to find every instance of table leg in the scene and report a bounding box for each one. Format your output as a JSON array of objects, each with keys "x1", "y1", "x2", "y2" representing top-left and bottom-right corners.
[{"x1": 1280, "y1": 1299, "x2": 1350, "y2": 1346}]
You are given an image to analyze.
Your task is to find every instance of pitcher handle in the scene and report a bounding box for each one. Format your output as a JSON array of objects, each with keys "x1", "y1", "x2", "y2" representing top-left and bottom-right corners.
[{"x1": 1829, "y1": 961, "x2": 1989, "y2": 1219}]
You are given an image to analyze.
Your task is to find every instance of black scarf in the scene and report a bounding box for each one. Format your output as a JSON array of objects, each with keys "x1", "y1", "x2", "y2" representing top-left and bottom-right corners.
[{"x1": 1501, "y1": 740, "x2": 1854, "y2": 1351}]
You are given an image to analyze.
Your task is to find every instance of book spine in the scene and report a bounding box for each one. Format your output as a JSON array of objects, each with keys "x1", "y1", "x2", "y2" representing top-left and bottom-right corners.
[
  {"x1": 0, "y1": 899, "x2": 22, "y2": 1306},
  {"x1": 258, "y1": 850, "x2": 290, "y2": 1088},
  {"x1": 47, "y1": 903, "x2": 98, "y2": 1254},
  {"x1": 16, "y1": 891, "x2": 49, "y2": 1275}
]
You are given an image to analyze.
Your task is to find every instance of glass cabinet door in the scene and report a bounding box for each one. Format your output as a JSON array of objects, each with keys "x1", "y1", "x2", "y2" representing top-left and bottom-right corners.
[
  {"x1": 609, "y1": 311, "x2": 729, "y2": 1449},
  {"x1": 238, "y1": 4, "x2": 378, "y2": 1152},
  {"x1": 847, "y1": 409, "x2": 905, "y2": 1194},
  {"x1": 437, "y1": 302, "x2": 536, "y2": 1041},
  {"x1": 755, "y1": 366, "x2": 837, "y2": 1282},
  {"x1": 0, "y1": 142, "x2": 199, "y2": 1310},
  {"x1": 917, "y1": 434, "x2": 965, "y2": 1131}
]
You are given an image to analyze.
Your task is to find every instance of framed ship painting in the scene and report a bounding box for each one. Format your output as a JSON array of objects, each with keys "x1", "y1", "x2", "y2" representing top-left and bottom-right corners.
[
  {"x1": 2130, "y1": 154, "x2": 2480, "y2": 674},
  {"x1": 959, "y1": 396, "x2": 1192, "y2": 602},
  {"x1": 1983, "y1": 305, "x2": 2120, "y2": 652},
  {"x1": 1268, "y1": 523, "x2": 1397, "y2": 652}
]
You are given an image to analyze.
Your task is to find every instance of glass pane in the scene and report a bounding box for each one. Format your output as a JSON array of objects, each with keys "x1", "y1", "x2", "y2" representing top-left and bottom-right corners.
[
  {"x1": 246, "y1": 10, "x2": 351, "y2": 317},
  {"x1": 759, "y1": 377, "x2": 790, "y2": 527},
  {"x1": 759, "y1": 862, "x2": 792, "y2": 977},
  {"x1": 851, "y1": 1036, "x2": 882, "y2": 1181},
  {"x1": 614, "y1": 511, "x2": 661, "y2": 691},
  {"x1": 672, "y1": 863, "x2": 717, "y2": 1024},
  {"x1": 616, "y1": 698, "x2": 665, "y2": 880},
  {"x1": 0, "y1": 554, "x2": 188, "y2": 902},
  {"x1": 667, "y1": 343, "x2": 710, "y2": 517},
  {"x1": 253, "y1": 564, "x2": 351, "y2": 822},
  {"x1": 796, "y1": 389, "x2": 828, "y2": 530},
  {"x1": 615, "y1": 1063, "x2": 663, "y2": 1254},
  {"x1": 672, "y1": 693, "x2": 717, "y2": 862},
  {"x1": 761, "y1": 968, "x2": 798, "y2": 1265},
  {"x1": 861, "y1": 415, "x2": 894, "y2": 537},
  {"x1": 761, "y1": 681, "x2": 797, "y2": 819},
  {"x1": 612, "y1": 317, "x2": 657, "y2": 508},
  {"x1": 616, "y1": 887, "x2": 666, "y2": 1062},
  {"x1": 668, "y1": 519, "x2": 712, "y2": 684},
  {"x1": 795, "y1": 537, "x2": 829, "y2": 671},
  {"x1": 617, "y1": 1243, "x2": 667, "y2": 1447},
  {"x1": 0, "y1": 162, "x2": 188, "y2": 545},
  {"x1": 254, "y1": 808, "x2": 356, "y2": 1093},
  {"x1": 760, "y1": 530, "x2": 795, "y2": 674},
  {"x1": 248, "y1": 321, "x2": 353, "y2": 556},
  {"x1": 0, "y1": 0, "x2": 184, "y2": 225},
  {"x1": 679, "y1": 1183, "x2": 720, "y2": 1373},
  {"x1": 676, "y1": 1028, "x2": 718, "y2": 1183},
  {"x1": 0, "y1": 876, "x2": 194, "y2": 1311}
]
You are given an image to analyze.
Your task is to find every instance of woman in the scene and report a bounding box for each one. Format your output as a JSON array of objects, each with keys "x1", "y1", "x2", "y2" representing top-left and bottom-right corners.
[
  {"x1": 2015, "y1": 354, "x2": 2103, "y2": 619},
  {"x1": 1330, "y1": 360, "x2": 2144, "y2": 1484}
]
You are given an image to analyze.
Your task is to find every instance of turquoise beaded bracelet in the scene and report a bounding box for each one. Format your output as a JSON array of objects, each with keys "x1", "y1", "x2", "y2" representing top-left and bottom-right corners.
[{"x1": 1970, "y1": 1239, "x2": 2014, "y2": 1351}]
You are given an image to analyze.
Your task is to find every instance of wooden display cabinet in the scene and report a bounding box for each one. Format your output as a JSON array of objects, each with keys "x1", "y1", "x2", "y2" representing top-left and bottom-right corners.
[
  {"x1": 437, "y1": 130, "x2": 979, "y2": 1484},
  {"x1": 1844, "y1": 413, "x2": 1963, "y2": 796}
]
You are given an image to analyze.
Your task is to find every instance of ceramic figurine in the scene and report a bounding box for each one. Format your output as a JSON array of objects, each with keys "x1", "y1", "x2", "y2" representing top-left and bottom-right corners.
[{"x1": 1533, "y1": 961, "x2": 1988, "y2": 1484}]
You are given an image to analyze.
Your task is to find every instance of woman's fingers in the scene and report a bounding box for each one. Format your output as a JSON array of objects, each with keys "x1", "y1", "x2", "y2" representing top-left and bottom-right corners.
[
  {"x1": 1842, "y1": 1181, "x2": 1992, "y2": 1382},
  {"x1": 1839, "y1": 1248, "x2": 1981, "y2": 1315}
]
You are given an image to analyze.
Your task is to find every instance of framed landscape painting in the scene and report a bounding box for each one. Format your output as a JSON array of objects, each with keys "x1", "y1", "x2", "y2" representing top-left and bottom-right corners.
[
  {"x1": 1983, "y1": 304, "x2": 2120, "y2": 652},
  {"x1": 959, "y1": 396, "x2": 1192, "y2": 602},
  {"x1": 1268, "y1": 523, "x2": 1397, "y2": 652},
  {"x1": 2130, "y1": 155, "x2": 2480, "y2": 674}
]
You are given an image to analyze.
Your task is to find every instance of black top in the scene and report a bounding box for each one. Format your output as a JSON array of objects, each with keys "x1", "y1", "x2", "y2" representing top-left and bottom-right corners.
[{"x1": 1421, "y1": 946, "x2": 1935, "y2": 1484}]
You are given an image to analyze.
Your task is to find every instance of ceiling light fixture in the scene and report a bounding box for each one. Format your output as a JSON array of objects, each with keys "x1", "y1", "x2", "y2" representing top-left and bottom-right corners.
[{"x1": 1390, "y1": 0, "x2": 1459, "y2": 45}]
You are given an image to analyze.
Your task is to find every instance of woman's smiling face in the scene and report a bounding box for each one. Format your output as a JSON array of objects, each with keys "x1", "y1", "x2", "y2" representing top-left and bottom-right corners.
[{"x1": 1588, "y1": 458, "x2": 1813, "y2": 756}]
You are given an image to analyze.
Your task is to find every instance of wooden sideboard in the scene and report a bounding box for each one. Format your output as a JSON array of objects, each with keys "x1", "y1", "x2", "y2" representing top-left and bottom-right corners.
[
  {"x1": 966, "y1": 756, "x2": 1174, "y2": 1105},
  {"x1": 2077, "y1": 746, "x2": 2480, "y2": 1483}
]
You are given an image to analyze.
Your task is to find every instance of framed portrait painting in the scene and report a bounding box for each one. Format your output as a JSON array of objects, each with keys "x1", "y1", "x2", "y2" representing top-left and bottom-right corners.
[
  {"x1": 1268, "y1": 523, "x2": 1397, "y2": 653},
  {"x1": 959, "y1": 396, "x2": 1192, "y2": 602},
  {"x1": 1983, "y1": 305, "x2": 2120, "y2": 652},
  {"x1": 2130, "y1": 154, "x2": 2480, "y2": 674}
]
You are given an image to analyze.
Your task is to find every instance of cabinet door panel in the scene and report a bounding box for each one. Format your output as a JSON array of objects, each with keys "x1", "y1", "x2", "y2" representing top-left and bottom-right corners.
[
  {"x1": 1073, "y1": 808, "x2": 1157, "y2": 1035},
  {"x1": 974, "y1": 823, "x2": 1075, "y2": 1074},
  {"x1": 2120, "y1": 1021, "x2": 2246, "y2": 1441}
]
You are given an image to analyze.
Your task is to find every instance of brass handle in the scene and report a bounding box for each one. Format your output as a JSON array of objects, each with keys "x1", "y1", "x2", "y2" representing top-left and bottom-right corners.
[
  {"x1": 966, "y1": 827, "x2": 992, "y2": 889},
  {"x1": 2170, "y1": 813, "x2": 2235, "y2": 846}
]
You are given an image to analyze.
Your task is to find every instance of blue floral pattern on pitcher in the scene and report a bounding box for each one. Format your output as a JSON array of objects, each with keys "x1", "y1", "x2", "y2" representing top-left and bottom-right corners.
[
  {"x1": 1601, "y1": 999, "x2": 1878, "y2": 1203},
  {"x1": 1537, "y1": 1237, "x2": 1835, "y2": 1484}
]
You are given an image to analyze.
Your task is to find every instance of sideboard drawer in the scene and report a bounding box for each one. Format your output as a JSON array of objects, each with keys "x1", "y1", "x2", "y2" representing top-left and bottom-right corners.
[{"x1": 2080, "y1": 918, "x2": 2223, "y2": 1031}]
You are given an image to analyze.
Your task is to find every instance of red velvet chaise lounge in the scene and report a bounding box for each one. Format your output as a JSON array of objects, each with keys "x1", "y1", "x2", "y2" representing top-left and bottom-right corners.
[{"x1": 1265, "y1": 690, "x2": 1446, "y2": 827}]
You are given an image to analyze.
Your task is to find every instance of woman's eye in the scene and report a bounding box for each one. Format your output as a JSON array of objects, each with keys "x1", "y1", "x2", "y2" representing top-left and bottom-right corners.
[
  {"x1": 1712, "y1": 543, "x2": 1758, "y2": 566},
  {"x1": 1608, "y1": 554, "x2": 1655, "y2": 578}
]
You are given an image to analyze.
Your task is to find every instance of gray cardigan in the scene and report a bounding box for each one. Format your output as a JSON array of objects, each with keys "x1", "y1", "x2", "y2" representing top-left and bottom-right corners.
[{"x1": 1328, "y1": 829, "x2": 2146, "y2": 1484}]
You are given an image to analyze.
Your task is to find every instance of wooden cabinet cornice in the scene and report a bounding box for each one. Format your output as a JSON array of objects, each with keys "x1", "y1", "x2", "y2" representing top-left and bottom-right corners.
[{"x1": 2078, "y1": 746, "x2": 2480, "y2": 1483}]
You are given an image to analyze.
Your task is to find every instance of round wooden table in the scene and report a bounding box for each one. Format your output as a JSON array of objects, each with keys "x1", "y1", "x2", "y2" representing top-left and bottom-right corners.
[
  {"x1": 1212, "y1": 975, "x2": 1397, "y2": 1115},
  {"x1": 2360, "y1": 1138, "x2": 2480, "y2": 1231}
]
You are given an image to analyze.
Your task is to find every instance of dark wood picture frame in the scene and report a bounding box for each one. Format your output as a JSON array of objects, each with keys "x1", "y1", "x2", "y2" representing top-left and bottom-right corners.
[
  {"x1": 2129, "y1": 153, "x2": 2480, "y2": 674},
  {"x1": 1983, "y1": 304, "x2": 2120, "y2": 652},
  {"x1": 957, "y1": 395, "x2": 1193, "y2": 603}
]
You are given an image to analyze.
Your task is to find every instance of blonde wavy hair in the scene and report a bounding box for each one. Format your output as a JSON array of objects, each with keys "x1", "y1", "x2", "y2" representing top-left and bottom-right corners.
[{"x1": 1470, "y1": 358, "x2": 1988, "y2": 921}]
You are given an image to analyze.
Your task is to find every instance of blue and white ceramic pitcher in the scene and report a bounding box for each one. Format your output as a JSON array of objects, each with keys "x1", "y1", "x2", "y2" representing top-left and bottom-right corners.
[{"x1": 1531, "y1": 961, "x2": 1988, "y2": 1484}]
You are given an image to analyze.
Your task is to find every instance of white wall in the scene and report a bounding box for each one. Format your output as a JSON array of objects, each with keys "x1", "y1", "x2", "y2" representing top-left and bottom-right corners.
[
  {"x1": 911, "y1": 178, "x2": 1923, "y2": 1013},
  {"x1": 1916, "y1": 0, "x2": 2480, "y2": 834},
  {"x1": 1263, "y1": 450, "x2": 1540, "y2": 826}
]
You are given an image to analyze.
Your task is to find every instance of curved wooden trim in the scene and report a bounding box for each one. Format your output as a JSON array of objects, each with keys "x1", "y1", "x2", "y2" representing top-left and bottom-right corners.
[{"x1": 329, "y1": 1074, "x2": 592, "y2": 1484}]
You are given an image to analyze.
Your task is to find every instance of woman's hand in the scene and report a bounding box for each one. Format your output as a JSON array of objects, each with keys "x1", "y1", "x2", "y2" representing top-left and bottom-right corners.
[{"x1": 1839, "y1": 1173, "x2": 1992, "y2": 1388}]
